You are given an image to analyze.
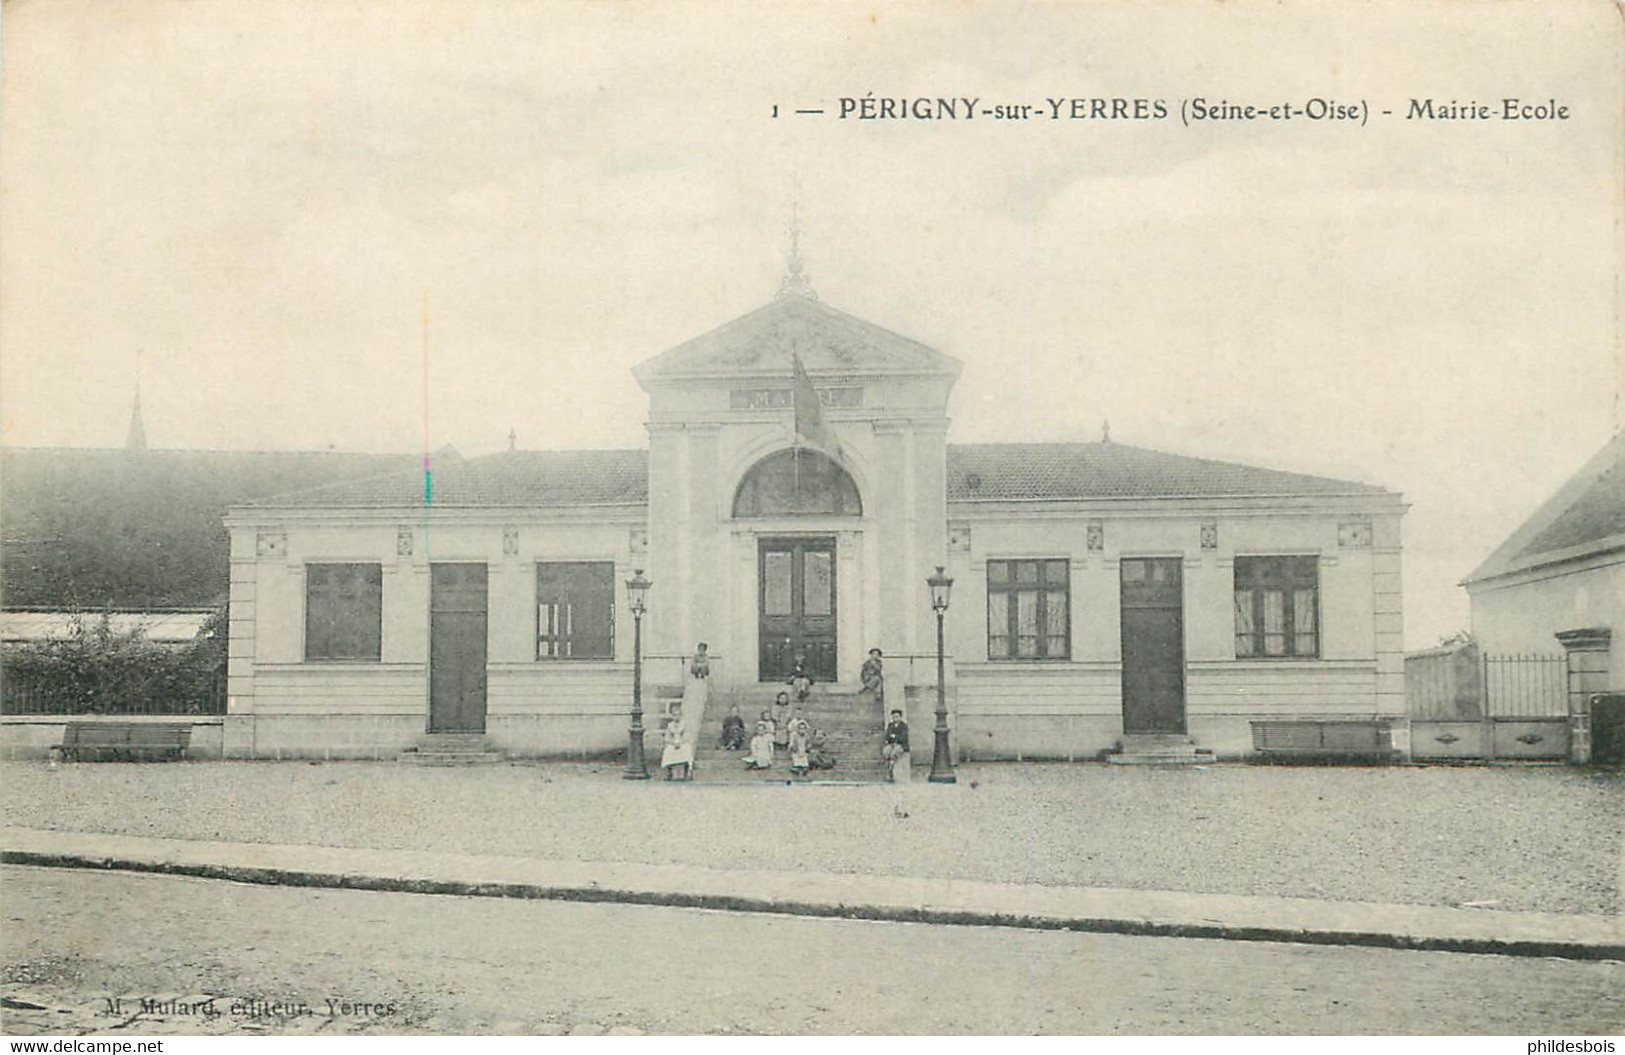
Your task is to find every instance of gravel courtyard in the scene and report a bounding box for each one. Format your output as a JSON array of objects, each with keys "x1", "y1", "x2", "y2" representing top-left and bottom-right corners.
[{"x1": 4, "y1": 760, "x2": 1620, "y2": 915}]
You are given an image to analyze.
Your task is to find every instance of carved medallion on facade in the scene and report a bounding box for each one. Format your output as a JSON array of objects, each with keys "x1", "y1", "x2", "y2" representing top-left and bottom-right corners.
[
  {"x1": 1086, "y1": 520, "x2": 1105, "y2": 552},
  {"x1": 1338, "y1": 520, "x2": 1373, "y2": 548},
  {"x1": 256, "y1": 530, "x2": 286, "y2": 559},
  {"x1": 396, "y1": 527, "x2": 414, "y2": 558},
  {"x1": 1200, "y1": 520, "x2": 1218, "y2": 551},
  {"x1": 502, "y1": 528, "x2": 520, "y2": 557}
]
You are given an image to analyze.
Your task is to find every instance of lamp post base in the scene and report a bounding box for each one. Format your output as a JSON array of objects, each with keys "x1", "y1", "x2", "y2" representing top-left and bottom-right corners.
[
  {"x1": 624, "y1": 731, "x2": 650, "y2": 780},
  {"x1": 928, "y1": 726, "x2": 956, "y2": 783}
]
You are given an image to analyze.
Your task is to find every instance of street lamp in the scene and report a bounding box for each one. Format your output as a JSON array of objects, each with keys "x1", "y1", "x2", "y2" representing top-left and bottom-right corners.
[
  {"x1": 926, "y1": 565, "x2": 956, "y2": 784},
  {"x1": 623, "y1": 568, "x2": 652, "y2": 780}
]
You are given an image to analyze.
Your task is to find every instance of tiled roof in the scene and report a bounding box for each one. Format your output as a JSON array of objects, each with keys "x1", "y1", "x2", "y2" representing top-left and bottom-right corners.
[
  {"x1": 243, "y1": 449, "x2": 649, "y2": 509},
  {"x1": 633, "y1": 294, "x2": 961, "y2": 380},
  {"x1": 1465, "y1": 432, "x2": 1625, "y2": 584},
  {"x1": 243, "y1": 441, "x2": 1387, "y2": 510},
  {"x1": 946, "y1": 442, "x2": 1390, "y2": 501}
]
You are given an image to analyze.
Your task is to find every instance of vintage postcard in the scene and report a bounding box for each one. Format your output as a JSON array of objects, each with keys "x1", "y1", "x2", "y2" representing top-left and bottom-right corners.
[{"x1": 1, "y1": 0, "x2": 1621, "y2": 1042}]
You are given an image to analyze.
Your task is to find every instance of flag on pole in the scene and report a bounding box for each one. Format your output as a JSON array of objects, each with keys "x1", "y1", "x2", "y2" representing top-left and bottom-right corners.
[{"x1": 791, "y1": 351, "x2": 840, "y2": 458}]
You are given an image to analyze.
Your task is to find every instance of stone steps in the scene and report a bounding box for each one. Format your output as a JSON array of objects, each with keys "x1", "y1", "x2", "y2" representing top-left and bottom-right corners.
[
  {"x1": 689, "y1": 686, "x2": 889, "y2": 784},
  {"x1": 397, "y1": 733, "x2": 507, "y2": 766},
  {"x1": 400, "y1": 751, "x2": 509, "y2": 766},
  {"x1": 1106, "y1": 734, "x2": 1214, "y2": 766}
]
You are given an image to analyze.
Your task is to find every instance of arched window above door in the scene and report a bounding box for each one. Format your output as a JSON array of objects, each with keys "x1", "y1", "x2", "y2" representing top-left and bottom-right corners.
[{"x1": 732, "y1": 448, "x2": 862, "y2": 517}]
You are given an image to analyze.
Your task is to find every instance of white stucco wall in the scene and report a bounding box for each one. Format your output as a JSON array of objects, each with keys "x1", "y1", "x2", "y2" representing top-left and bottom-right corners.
[
  {"x1": 226, "y1": 496, "x2": 1405, "y2": 761},
  {"x1": 946, "y1": 502, "x2": 1405, "y2": 759},
  {"x1": 225, "y1": 512, "x2": 644, "y2": 758}
]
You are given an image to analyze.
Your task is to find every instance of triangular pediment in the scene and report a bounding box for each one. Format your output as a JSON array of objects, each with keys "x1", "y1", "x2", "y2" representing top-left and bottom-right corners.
[{"x1": 633, "y1": 295, "x2": 961, "y2": 385}]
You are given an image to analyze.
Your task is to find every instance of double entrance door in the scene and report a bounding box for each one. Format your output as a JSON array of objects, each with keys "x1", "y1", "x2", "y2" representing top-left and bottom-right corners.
[{"x1": 758, "y1": 537, "x2": 837, "y2": 682}]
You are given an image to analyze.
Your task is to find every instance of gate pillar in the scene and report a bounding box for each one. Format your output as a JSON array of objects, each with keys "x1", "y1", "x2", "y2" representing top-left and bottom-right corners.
[{"x1": 1555, "y1": 627, "x2": 1612, "y2": 765}]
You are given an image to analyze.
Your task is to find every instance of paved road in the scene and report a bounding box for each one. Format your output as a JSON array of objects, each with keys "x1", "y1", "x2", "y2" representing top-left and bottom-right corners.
[
  {"x1": 3, "y1": 866, "x2": 1621, "y2": 1036},
  {"x1": 10, "y1": 761, "x2": 1620, "y2": 915}
]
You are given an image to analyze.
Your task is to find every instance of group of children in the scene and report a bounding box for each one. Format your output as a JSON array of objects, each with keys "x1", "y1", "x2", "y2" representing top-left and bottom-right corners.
[
  {"x1": 710, "y1": 646, "x2": 909, "y2": 781},
  {"x1": 664, "y1": 643, "x2": 909, "y2": 781},
  {"x1": 719, "y1": 693, "x2": 837, "y2": 777}
]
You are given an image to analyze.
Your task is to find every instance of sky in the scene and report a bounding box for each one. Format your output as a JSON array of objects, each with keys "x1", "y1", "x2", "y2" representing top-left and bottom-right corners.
[{"x1": 2, "y1": 0, "x2": 1621, "y2": 649}]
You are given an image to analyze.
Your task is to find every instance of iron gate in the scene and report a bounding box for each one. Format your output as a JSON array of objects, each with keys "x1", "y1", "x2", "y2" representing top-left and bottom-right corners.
[{"x1": 1409, "y1": 648, "x2": 1570, "y2": 761}]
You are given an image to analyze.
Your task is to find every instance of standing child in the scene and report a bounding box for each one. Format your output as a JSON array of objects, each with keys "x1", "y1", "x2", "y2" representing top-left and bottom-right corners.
[{"x1": 771, "y1": 690, "x2": 793, "y2": 750}]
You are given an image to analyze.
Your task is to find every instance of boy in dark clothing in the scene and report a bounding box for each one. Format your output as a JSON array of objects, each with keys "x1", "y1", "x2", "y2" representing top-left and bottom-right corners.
[{"x1": 882, "y1": 708, "x2": 909, "y2": 782}]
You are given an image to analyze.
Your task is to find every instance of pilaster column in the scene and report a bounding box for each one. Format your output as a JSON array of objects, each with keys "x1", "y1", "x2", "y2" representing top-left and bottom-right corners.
[
  {"x1": 1556, "y1": 627, "x2": 1611, "y2": 764},
  {"x1": 686, "y1": 425, "x2": 721, "y2": 652},
  {"x1": 872, "y1": 421, "x2": 909, "y2": 656},
  {"x1": 644, "y1": 422, "x2": 685, "y2": 657}
]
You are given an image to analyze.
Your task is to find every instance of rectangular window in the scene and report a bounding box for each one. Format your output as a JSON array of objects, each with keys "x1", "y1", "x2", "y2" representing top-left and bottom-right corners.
[
  {"x1": 537, "y1": 562, "x2": 615, "y2": 659},
  {"x1": 305, "y1": 563, "x2": 382, "y2": 661},
  {"x1": 1234, "y1": 556, "x2": 1320, "y2": 659},
  {"x1": 986, "y1": 558, "x2": 1070, "y2": 660}
]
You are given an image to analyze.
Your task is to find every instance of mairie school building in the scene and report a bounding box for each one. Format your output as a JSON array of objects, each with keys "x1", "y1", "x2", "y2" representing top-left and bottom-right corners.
[{"x1": 222, "y1": 284, "x2": 1408, "y2": 763}]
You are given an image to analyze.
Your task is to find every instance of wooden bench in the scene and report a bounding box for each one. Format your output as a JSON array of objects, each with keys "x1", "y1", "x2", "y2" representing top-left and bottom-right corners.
[{"x1": 56, "y1": 722, "x2": 191, "y2": 762}]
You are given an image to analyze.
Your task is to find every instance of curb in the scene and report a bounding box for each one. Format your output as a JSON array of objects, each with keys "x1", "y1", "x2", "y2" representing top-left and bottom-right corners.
[{"x1": 5, "y1": 846, "x2": 1621, "y2": 963}]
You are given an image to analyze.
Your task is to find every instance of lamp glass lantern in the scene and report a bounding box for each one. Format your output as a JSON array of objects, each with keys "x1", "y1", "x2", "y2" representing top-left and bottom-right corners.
[
  {"x1": 625, "y1": 569, "x2": 651, "y2": 617},
  {"x1": 927, "y1": 566, "x2": 954, "y2": 612}
]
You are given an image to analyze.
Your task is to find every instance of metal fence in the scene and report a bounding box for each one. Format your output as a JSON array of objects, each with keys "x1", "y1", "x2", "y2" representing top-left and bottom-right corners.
[
  {"x1": 1483, "y1": 653, "x2": 1568, "y2": 718},
  {"x1": 0, "y1": 667, "x2": 227, "y2": 716}
]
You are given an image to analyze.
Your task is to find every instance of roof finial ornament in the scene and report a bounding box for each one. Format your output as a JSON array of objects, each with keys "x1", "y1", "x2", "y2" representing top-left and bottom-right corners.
[
  {"x1": 507, "y1": 427, "x2": 517, "y2": 452},
  {"x1": 1101, "y1": 418, "x2": 1111, "y2": 444},
  {"x1": 776, "y1": 195, "x2": 816, "y2": 300}
]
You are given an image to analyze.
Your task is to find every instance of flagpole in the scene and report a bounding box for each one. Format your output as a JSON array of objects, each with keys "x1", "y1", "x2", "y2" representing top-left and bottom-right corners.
[{"x1": 422, "y1": 290, "x2": 431, "y2": 507}]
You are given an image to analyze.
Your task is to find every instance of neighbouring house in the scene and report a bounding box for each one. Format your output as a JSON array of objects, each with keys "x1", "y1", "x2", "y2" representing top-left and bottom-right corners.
[
  {"x1": 0, "y1": 608, "x2": 215, "y2": 646},
  {"x1": 1461, "y1": 431, "x2": 1625, "y2": 762},
  {"x1": 1, "y1": 444, "x2": 418, "y2": 609},
  {"x1": 220, "y1": 275, "x2": 1408, "y2": 764}
]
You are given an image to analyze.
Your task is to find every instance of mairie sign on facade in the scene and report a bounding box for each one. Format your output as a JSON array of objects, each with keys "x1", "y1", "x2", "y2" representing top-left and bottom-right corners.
[{"x1": 730, "y1": 386, "x2": 863, "y2": 410}]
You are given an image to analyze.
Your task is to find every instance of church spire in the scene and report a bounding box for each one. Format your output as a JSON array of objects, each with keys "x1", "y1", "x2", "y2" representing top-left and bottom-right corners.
[
  {"x1": 776, "y1": 198, "x2": 816, "y2": 300},
  {"x1": 125, "y1": 352, "x2": 148, "y2": 452}
]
